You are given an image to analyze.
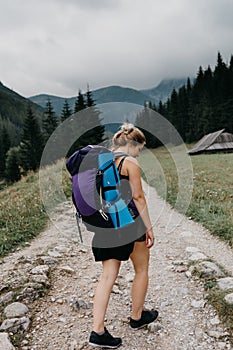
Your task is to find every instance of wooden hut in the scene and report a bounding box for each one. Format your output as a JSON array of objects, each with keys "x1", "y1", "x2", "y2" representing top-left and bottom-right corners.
[{"x1": 188, "y1": 129, "x2": 233, "y2": 155}]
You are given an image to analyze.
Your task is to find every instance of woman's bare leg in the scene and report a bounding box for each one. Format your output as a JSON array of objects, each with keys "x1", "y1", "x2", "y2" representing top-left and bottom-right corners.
[
  {"x1": 130, "y1": 241, "x2": 149, "y2": 320},
  {"x1": 93, "y1": 259, "x2": 121, "y2": 333}
]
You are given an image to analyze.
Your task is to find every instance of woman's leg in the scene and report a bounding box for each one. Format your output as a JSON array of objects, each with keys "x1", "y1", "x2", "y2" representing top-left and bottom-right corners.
[
  {"x1": 93, "y1": 259, "x2": 121, "y2": 333},
  {"x1": 130, "y1": 241, "x2": 149, "y2": 320}
]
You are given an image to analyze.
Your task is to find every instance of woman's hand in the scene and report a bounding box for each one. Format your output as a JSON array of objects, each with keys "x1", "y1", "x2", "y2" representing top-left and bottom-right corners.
[{"x1": 146, "y1": 228, "x2": 154, "y2": 248}]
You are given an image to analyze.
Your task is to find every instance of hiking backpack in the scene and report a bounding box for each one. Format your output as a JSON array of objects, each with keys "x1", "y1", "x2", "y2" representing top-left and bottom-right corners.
[{"x1": 66, "y1": 145, "x2": 135, "y2": 240}]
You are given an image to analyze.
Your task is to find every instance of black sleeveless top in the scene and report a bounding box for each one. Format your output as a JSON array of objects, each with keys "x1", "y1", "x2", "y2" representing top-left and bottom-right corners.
[{"x1": 117, "y1": 156, "x2": 140, "y2": 219}]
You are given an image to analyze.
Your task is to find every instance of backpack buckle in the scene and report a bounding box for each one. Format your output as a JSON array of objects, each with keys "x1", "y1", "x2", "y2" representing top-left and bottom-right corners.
[{"x1": 99, "y1": 209, "x2": 109, "y2": 221}]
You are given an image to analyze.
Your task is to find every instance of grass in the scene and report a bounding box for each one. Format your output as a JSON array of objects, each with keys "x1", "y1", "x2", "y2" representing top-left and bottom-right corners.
[
  {"x1": 0, "y1": 159, "x2": 71, "y2": 259},
  {"x1": 141, "y1": 147, "x2": 233, "y2": 246},
  {"x1": 0, "y1": 172, "x2": 47, "y2": 258},
  {"x1": 207, "y1": 288, "x2": 233, "y2": 343},
  {"x1": 190, "y1": 261, "x2": 233, "y2": 345}
]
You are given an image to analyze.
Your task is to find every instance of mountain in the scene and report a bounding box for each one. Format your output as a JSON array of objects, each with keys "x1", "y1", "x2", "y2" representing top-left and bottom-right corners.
[
  {"x1": 0, "y1": 81, "x2": 44, "y2": 144},
  {"x1": 140, "y1": 78, "x2": 190, "y2": 104},
  {"x1": 29, "y1": 85, "x2": 149, "y2": 116},
  {"x1": 29, "y1": 79, "x2": 190, "y2": 116}
]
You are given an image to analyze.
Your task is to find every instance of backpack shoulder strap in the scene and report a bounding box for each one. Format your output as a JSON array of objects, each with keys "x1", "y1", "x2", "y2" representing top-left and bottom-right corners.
[{"x1": 117, "y1": 156, "x2": 128, "y2": 175}]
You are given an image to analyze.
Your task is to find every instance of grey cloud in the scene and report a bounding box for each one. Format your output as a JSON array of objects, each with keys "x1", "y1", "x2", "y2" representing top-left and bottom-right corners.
[
  {"x1": 48, "y1": 0, "x2": 120, "y2": 10},
  {"x1": 0, "y1": 0, "x2": 232, "y2": 97}
]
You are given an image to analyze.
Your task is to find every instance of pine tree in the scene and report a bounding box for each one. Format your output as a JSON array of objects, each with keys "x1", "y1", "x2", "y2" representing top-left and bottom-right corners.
[
  {"x1": 5, "y1": 146, "x2": 21, "y2": 182},
  {"x1": 157, "y1": 101, "x2": 166, "y2": 116},
  {"x1": 86, "y1": 84, "x2": 95, "y2": 107},
  {"x1": 68, "y1": 87, "x2": 105, "y2": 156},
  {"x1": 61, "y1": 99, "x2": 72, "y2": 122},
  {"x1": 136, "y1": 106, "x2": 160, "y2": 148},
  {"x1": 82, "y1": 85, "x2": 105, "y2": 145},
  {"x1": 43, "y1": 98, "x2": 58, "y2": 142},
  {"x1": 186, "y1": 77, "x2": 192, "y2": 91},
  {"x1": 0, "y1": 126, "x2": 11, "y2": 178},
  {"x1": 74, "y1": 90, "x2": 86, "y2": 113},
  {"x1": 19, "y1": 105, "x2": 44, "y2": 172}
]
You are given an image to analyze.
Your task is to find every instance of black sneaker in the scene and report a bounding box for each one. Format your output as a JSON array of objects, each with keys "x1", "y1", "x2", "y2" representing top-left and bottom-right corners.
[
  {"x1": 130, "y1": 310, "x2": 159, "y2": 330},
  {"x1": 89, "y1": 327, "x2": 122, "y2": 348}
]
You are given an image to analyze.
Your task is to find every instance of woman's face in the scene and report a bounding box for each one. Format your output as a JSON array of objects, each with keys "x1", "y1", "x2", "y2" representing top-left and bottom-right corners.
[{"x1": 128, "y1": 142, "x2": 145, "y2": 158}]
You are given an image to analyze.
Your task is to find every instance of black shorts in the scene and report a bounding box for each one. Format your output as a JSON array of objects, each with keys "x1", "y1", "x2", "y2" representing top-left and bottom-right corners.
[{"x1": 82, "y1": 212, "x2": 146, "y2": 262}]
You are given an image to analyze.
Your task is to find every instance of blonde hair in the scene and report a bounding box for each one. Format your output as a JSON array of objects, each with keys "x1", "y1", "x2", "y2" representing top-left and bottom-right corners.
[{"x1": 112, "y1": 123, "x2": 146, "y2": 148}]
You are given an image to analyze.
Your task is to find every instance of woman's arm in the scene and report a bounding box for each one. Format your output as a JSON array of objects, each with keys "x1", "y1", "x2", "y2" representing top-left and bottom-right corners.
[{"x1": 125, "y1": 157, "x2": 154, "y2": 248}]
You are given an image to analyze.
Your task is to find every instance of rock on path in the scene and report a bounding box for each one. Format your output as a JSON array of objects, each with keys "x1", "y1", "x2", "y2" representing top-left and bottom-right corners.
[{"x1": 1, "y1": 186, "x2": 233, "y2": 350}]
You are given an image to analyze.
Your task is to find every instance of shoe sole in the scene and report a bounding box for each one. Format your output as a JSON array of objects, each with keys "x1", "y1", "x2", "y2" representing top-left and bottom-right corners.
[
  {"x1": 130, "y1": 323, "x2": 149, "y2": 330},
  {"x1": 130, "y1": 312, "x2": 159, "y2": 330},
  {"x1": 89, "y1": 341, "x2": 122, "y2": 348}
]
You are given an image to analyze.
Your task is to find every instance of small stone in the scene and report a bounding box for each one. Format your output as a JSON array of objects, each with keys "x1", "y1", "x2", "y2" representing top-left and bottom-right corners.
[
  {"x1": 185, "y1": 271, "x2": 192, "y2": 278},
  {"x1": 31, "y1": 274, "x2": 50, "y2": 286},
  {"x1": 47, "y1": 250, "x2": 62, "y2": 258},
  {"x1": 148, "y1": 322, "x2": 162, "y2": 332},
  {"x1": 69, "y1": 339, "x2": 78, "y2": 350},
  {"x1": 56, "y1": 298, "x2": 63, "y2": 304},
  {"x1": 31, "y1": 265, "x2": 49, "y2": 275},
  {"x1": 60, "y1": 266, "x2": 75, "y2": 274},
  {"x1": 74, "y1": 299, "x2": 89, "y2": 310},
  {"x1": 195, "y1": 327, "x2": 204, "y2": 340},
  {"x1": 173, "y1": 260, "x2": 185, "y2": 265},
  {"x1": 217, "y1": 342, "x2": 228, "y2": 349},
  {"x1": 4, "y1": 302, "x2": 29, "y2": 318},
  {"x1": 175, "y1": 265, "x2": 188, "y2": 273},
  {"x1": 189, "y1": 252, "x2": 208, "y2": 261},
  {"x1": 185, "y1": 247, "x2": 200, "y2": 254},
  {"x1": 66, "y1": 296, "x2": 74, "y2": 303},
  {"x1": 112, "y1": 286, "x2": 123, "y2": 294},
  {"x1": 191, "y1": 299, "x2": 206, "y2": 308},
  {"x1": 125, "y1": 272, "x2": 134, "y2": 282},
  {"x1": 195, "y1": 261, "x2": 224, "y2": 279},
  {"x1": 16, "y1": 287, "x2": 39, "y2": 303},
  {"x1": 207, "y1": 330, "x2": 225, "y2": 339},
  {"x1": 210, "y1": 316, "x2": 220, "y2": 325},
  {"x1": 79, "y1": 248, "x2": 88, "y2": 253},
  {"x1": 0, "y1": 332, "x2": 15, "y2": 350},
  {"x1": 38, "y1": 256, "x2": 57, "y2": 266},
  {"x1": 224, "y1": 292, "x2": 233, "y2": 305},
  {"x1": 217, "y1": 277, "x2": 233, "y2": 291},
  {"x1": 0, "y1": 317, "x2": 30, "y2": 333},
  {"x1": 0, "y1": 291, "x2": 14, "y2": 304},
  {"x1": 21, "y1": 340, "x2": 29, "y2": 345}
]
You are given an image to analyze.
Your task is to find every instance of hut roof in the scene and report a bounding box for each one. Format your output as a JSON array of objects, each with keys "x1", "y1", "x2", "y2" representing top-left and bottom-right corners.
[{"x1": 188, "y1": 129, "x2": 233, "y2": 155}]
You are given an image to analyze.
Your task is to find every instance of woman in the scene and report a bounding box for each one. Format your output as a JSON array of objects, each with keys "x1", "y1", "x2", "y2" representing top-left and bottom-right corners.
[{"x1": 89, "y1": 123, "x2": 158, "y2": 349}]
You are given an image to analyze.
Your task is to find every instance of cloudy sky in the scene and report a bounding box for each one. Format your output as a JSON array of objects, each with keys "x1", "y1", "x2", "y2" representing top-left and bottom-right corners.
[{"x1": 1, "y1": 0, "x2": 233, "y2": 97}]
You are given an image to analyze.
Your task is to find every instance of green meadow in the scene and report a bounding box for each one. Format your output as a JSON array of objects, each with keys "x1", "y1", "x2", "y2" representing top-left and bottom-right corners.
[{"x1": 143, "y1": 147, "x2": 233, "y2": 246}]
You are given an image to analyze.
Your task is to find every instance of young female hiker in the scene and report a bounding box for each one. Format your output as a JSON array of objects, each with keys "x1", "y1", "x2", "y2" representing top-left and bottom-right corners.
[{"x1": 89, "y1": 123, "x2": 158, "y2": 348}]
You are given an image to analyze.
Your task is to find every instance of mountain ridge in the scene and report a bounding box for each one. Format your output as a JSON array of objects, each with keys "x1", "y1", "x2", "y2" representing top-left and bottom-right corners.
[{"x1": 29, "y1": 78, "x2": 189, "y2": 115}]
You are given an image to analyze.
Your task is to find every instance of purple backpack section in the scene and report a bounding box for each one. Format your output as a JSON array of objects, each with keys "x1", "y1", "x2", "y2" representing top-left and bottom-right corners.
[
  {"x1": 72, "y1": 169, "x2": 97, "y2": 216},
  {"x1": 66, "y1": 145, "x2": 107, "y2": 216}
]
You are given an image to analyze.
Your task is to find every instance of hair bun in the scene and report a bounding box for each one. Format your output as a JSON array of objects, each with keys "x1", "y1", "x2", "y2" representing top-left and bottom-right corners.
[{"x1": 120, "y1": 123, "x2": 134, "y2": 135}]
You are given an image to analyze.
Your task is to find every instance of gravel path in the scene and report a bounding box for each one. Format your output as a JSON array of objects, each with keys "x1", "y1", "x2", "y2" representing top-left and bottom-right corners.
[{"x1": 1, "y1": 183, "x2": 233, "y2": 350}]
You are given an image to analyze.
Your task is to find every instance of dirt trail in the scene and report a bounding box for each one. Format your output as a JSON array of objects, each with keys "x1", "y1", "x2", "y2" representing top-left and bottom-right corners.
[{"x1": 1, "y1": 184, "x2": 233, "y2": 350}]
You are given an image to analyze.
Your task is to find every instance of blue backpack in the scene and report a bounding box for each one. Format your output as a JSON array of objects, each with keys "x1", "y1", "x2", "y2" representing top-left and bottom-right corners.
[{"x1": 66, "y1": 145, "x2": 135, "y2": 241}]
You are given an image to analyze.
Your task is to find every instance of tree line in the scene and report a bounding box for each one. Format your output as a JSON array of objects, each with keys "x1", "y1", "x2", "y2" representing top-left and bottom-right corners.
[
  {"x1": 136, "y1": 52, "x2": 233, "y2": 147},
  {"x1": 0, "y1": 87, "x2": 105, "y2": 183}
]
